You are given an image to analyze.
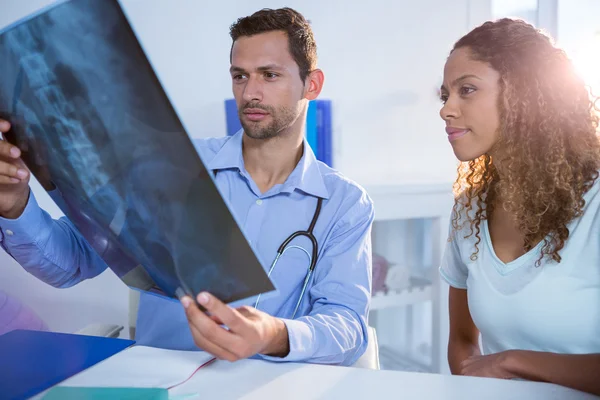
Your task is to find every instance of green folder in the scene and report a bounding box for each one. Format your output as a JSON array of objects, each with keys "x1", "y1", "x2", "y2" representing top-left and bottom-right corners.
[{"x1": 42, "y1": 386, "x2": 169, "y2": 400}]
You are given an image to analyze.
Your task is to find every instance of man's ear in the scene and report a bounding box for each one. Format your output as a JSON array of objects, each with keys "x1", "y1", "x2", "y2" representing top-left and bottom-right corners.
[{"x1": 304, "y1": 69, "x2": 324, "y2": 101}]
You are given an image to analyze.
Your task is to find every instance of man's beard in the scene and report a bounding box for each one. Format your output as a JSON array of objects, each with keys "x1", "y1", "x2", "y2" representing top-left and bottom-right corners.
[{"x1": 239, "y1": 103, "x2": 296, "y2": 140}]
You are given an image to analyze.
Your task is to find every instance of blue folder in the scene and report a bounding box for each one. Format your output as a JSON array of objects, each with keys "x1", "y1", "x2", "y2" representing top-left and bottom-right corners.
[
  {"x1": 317, "y1": 100, "x2": 333, "y2": 167},
  {"x1": 306, "y1": 100, "x2": 318, "y2": 155},
  {"x1": 224, "y1": 99, "x2": 242, "y2": 136},
  {"x1": 0, "y1": 329, "x2": 135, "y2": 400}
]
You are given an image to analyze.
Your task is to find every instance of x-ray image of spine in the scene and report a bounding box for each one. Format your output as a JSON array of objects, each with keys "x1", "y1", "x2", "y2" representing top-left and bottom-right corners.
[
  {"x1": 8, "y1": 31, "x2": 113, "y2": 200},
  {"x1": 0, "y1": 8, "x2": 159, "y2": 289},
  {"x1": 0, "y1": 0, "x2": 273, "y2": 303}
]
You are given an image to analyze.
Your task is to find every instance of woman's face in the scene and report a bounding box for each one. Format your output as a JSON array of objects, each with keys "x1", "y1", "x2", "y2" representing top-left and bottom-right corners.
[{"x1": 439, "y1": 47, "x2": 502, "y2": 162}]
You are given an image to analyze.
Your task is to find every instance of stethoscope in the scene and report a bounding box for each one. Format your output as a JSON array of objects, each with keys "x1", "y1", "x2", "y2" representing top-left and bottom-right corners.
[{"x1": 254, "y1": 197, "x2": 323, "y2": 319}]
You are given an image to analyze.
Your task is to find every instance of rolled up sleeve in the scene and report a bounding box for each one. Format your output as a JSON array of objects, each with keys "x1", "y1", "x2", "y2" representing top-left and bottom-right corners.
[{"x1": 0, "y1": 190, "x2": 107, "y2": 288}]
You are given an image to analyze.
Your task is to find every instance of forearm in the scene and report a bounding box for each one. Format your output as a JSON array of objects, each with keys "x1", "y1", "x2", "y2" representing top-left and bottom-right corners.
[
  {"x1": 508, "y1": 351, "x2": 600, "y2": 396},
  {"x1": 260, "y1": 306, "x2": 368, "y2": 366},
  {"x1": 449, "y1": 338, "x2": 481, "y2": 374},
  {"x1": 261, "y1": 318, "x2": 290, "y2": 357},
  {"x1": 1, "y1": 192, "x2": 107, "y2": 288}
]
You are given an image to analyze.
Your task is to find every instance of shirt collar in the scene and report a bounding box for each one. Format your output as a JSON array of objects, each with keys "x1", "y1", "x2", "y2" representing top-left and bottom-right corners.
[
  {"x1": 207, "y1": 129, "x2": 245, "y2": 172},
  {"x1": 208, "y1": 129, "x2": 330, "y2": 200},
  {"x1": 285, "y1": 140, "x2": 330, "y2": 199}
]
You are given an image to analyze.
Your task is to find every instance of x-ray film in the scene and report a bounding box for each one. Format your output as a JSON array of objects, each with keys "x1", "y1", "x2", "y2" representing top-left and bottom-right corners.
[{"x1": 0, "y1": 0, "x2": 275, "y2": 304}]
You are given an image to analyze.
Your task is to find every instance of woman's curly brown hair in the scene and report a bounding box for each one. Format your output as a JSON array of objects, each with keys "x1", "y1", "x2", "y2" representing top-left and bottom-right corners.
[{"x1": 450, "y1": 18, "x2": 600, "y2": 265}]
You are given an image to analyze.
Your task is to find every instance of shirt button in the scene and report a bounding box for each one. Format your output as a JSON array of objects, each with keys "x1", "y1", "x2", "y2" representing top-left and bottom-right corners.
[
  {"x1": 5, "y1": 230, "x2": 14, "y2": 236},
  {"x1": 256, "y1": 199, "x2": 263, "y2": 206}
]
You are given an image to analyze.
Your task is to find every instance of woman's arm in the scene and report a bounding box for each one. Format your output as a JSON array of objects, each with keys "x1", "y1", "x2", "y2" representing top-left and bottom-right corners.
[
  {"x1": 506, "y1": 351, "x2": 600, "y2": 396},
  {"x1": 459, "y1": 343, "x2": 600, "y2": 395},
  {"x1": 448, "y1": 286, "x2": 481, "y2": 373}
]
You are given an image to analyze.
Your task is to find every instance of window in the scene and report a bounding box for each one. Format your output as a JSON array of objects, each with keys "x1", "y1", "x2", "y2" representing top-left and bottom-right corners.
[
  {"x1": 492, "y1": 0, "x2": 539, "y2": 25},
  {"x1": 556, "y1": 0, "x2": 600, "y2": 94}
]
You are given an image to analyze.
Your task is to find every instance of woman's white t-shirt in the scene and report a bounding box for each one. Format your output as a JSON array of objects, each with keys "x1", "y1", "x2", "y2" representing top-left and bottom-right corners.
[{"x1": 439, "y1": 178, "x2": 600, "y2": 355}]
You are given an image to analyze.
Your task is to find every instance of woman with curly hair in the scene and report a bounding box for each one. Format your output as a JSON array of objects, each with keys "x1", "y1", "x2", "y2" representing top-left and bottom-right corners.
[{"x1": 438, "y1": 18, "x2": 600, "y2": 395}]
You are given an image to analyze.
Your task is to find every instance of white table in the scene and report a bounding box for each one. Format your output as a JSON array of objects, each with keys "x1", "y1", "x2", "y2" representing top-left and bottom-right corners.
[
  {"x1": 60, "y1": 357, "x2": 584, "y2": 400},
  {"x1": 165, "y1": 359, "x2": 596, "y2": 400},
  {"x1": 51, "y1": 345, "x2": 597, "y2": 400}
]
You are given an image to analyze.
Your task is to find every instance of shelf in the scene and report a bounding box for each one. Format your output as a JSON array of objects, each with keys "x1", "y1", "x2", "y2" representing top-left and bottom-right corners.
[
  {"x1": 364, "y1": 183, "x2": 454, "y2": 221},
  {"x1": 371, "y1": 277, "x2": 433, "y2": 310}
]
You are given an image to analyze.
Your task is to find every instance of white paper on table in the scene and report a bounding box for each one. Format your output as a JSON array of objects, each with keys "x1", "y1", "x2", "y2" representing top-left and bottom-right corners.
[{"x1": 62, "y1": 345, "x2": 216, "y2": 389}]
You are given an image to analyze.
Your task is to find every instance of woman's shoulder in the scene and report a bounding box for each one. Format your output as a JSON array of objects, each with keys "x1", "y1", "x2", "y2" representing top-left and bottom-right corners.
[
  {"x1": 445, "y1": 193, "x2": 488, "y2": 257},
  {"x1": 584, "y1": 172, "x2": 600, "y2": 201},
  {"x1": 449, "y1": 190, "x2": 486, "y2": 227},
  {"x1": 580, "y1": 172, "x2": 600, "y2": 222}
]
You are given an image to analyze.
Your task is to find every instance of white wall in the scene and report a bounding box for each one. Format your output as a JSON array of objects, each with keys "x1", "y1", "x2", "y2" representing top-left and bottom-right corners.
[
  {"x1": 0, "y1": 0, "x2": 489, "y2": 335},
  {"x1": 121, "y1": 0, "x2": 470, "y2": 185}
]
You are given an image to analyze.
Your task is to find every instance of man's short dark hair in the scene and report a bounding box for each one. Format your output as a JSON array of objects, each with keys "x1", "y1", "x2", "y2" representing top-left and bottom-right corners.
[{"x1": 229, "y1": 7, "x2": 317, "y2": 82}]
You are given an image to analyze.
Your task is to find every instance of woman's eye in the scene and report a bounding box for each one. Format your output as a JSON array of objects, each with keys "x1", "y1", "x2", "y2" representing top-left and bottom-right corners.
[{"x1": 460, "y1": 86, "x2": 476, "y2": 96}]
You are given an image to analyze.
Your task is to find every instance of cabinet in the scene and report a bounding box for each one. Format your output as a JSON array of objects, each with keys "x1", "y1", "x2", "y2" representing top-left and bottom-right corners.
[{"x1": 365, "y1": 182, "x2": 454, "y2": 373}]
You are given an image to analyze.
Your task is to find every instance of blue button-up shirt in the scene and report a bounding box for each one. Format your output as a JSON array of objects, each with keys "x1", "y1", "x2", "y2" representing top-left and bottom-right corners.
[{"x1": 0, "y1": 131, "x2": 374, "y2": 365}]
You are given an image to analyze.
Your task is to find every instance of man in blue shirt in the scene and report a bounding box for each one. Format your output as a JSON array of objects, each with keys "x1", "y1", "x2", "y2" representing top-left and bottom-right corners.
[{"x1": 0, "y1": 8, "x2": 374, "y2": 366}]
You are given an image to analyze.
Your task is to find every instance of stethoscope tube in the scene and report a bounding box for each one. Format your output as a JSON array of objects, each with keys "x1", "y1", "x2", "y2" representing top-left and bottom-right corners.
[
  {"x1": 254, "y1": 197, "x2": 323, "y2": 318},
  {"x1": 276, "y1": 197, "x2": 322, "y2": 272}
]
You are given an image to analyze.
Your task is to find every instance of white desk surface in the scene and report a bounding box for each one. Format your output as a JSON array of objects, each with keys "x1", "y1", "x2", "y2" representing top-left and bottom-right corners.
[
  {"x1": 167, "y1": 359, "x2": 596, "y2": 400},
  {"x1": 53, "y1": 346, "x2": 597, "y2": 400},
  {"x1": 164, "y1": 359, "x2": 597, "y2": 400}
]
